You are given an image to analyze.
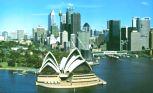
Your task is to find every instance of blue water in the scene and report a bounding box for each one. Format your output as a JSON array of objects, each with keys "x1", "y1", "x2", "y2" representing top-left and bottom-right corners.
[{"x1": 0, "y1": 57, "x2": 153, "y2": 93}]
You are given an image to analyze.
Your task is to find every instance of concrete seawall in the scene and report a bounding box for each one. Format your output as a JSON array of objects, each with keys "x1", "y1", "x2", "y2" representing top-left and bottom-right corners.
[{"x1": 36, "y1": 74, "x2": 107, "y2": 88}]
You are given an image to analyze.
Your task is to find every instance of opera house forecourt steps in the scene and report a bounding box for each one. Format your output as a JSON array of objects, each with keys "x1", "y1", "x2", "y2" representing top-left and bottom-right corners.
[{"x1": 36, "y1": 48, "x2": 107, "y2": 88}]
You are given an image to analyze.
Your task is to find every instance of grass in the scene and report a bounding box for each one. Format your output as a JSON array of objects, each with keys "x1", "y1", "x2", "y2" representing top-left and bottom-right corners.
[
  {"x1": 0, "y1": 62, "x2": 8, "y2": 68},
  {"x1": 0, "y1": 62, "x2": 38, "y2": 72}
]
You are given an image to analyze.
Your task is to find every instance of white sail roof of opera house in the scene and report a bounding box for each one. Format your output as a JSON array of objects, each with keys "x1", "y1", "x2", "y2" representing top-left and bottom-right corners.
[{"x1": 38, "y1": 48, "x2": 92, "y2": 74}]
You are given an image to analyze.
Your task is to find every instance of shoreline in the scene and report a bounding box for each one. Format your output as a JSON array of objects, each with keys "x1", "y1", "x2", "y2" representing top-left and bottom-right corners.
[{"x1": 0, "y1": 67, "x2": 38, "y2": 73}]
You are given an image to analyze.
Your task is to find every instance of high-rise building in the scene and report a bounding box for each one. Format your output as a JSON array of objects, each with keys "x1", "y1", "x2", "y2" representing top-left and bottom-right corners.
[
  {"x1": 83, "y1": 23, "x2": 92, "y2": 36},
  {"x1": 94, "y1": 30, "x2": 101, "y2": 36},
  {"x1": 71, "y1": 13, "x2": 81, "y2": 36},
  {"x1": 33, "y1": 25, "x2": 47, "y2": 44},
  {"x1": 10, "y1": 31, "x2": 17, "y2": 40},
  {"x1": 121, "y1": 27, "x2": 128, "y2": 40},
  {"x1": 66, "y1": 5, "x2": 73, "y2": 25},
  {"x1": 150, "y1": 29, "x2": 153, "y2": 49},
  {"x1": 70, "y1": 34, "x2": 76, "y2": 49},
  {"x1": 48, "y1": 10, "x2": 57, "y2": 35},
  {"x1": 61, "y1": 14, "x2": 67, "y2": 31},
  {"x1": 66, "y1": 5, "x2": 73, "y2": 40},
  {"x1": 139, "y1": 17, "x2": 150, "y2": 49},
  {"x1": 17, "y1": 30, "x2": 24, "y2": 41},
  {"x1": 121, "y1": 27, "x2": 128, "y2": 50},
  {"x1": 107, "y1": 20, "x2": 121, "y2": 51},
  {"x1": 83, "y1": 23, "x2": 90, "y2": 32},
  {"x1": 103, "y1": 29, "x2": 109, "y2": 43},
  {"x1": 61, "y1": 30, "x2": 69, "y2": 50},
  {"x1": 132, "y1": 17, "x2": 138, "y2": 28},
  {"x1": 78, "y1": 31, "x2": 90, "y2": 50},
  {"x1": 24, "y1": 34, "x2": 28, "y2": 40},
  {"x1": 96, "y1": 33, "x2": 105, "y2": 48},
  {"x1": 51, "y1": 25, "x2": 59, "y2": 37},
  {"x1": 132, "y1": 17, "x2": 150, "y2": 50},
  {"x1": 129, "y1": 30, "x2": 142, "y2": 51},
  {"x1": 62, "y1": 30, "x2": 68, "y2": 43},
  {"x1": 2, "y1": 31, "x2": 8, "y2": 41}
]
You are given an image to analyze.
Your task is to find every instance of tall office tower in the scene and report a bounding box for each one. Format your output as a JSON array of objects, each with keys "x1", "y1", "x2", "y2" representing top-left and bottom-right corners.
[
  {"x1": 17, "y1": 30, "x2": 24, "y2": 41},
  {"x1": 132, "y1": 17, "x2": 150, "y2": 50},
  {"x1": 103, "y1": 29, "x2": 109, "y2": 43},
  {"x1": 71, "y1": 13, "x2": 81, "y2": 35},
  {"x1": 51, "y1": 25, "x2": 59, "y2": 37},
  {"x1": 121, "y1": 26, "x2": 128, "y2": 40},
  {"x1": 94, "y1": 30, "x2": 101, "y2": 36},
  {"x1": 78, "y1": 31, "x2": 90, "y2": 50},
  {"x1": 62, "y1": 30, "x2": 68, "y2": 43},
  {"x1": 150, "y1": 29, "x2": 153, "y2": 50},
  {"x1": 48, "y1": 9, "x2": 58, "y2": 37},
  {"x1": 10, "y1": 31, "x2": 17, "y2": 40},
  {"x1": 121, "y1": 27, "x2": 128, "y2": 50},
  {"x1": 66, "y1": 5, "x2": 73, "y2": 40},
  {"x1": 132, "y1": 17, "x2": 138, "y2": 28},
  {"x1": 83, "y1": 23, "x2": 92, "y2": 36},
  {"x1": 24, "y1": 34, "x2": 28, "y2": 40},
  {"x1": 83, "y1": 23, "x2": 90, "y2": 32},
  {"x1": 62, "y1": 14, "x2": 67, "y2": 31},
  {"x1": 2, "y1": 31, "x2": 8, "y2": 41},
  {"x1": 129, "y1": 30, "x2": 142, "y2": 51},
  {"x1": 32, "y1": 25, "x2": 47, "y2": 44},
  {"x1": 70, "y1": 34, "x2": 76, "y2": 49},
  {"x1": 139, "y1": 17, "x2": 150, "y2": 49},
  {"x1": 107, "y1": 20, "x2": 121, "y2": 51},
  {"x1": 149, "y1": 28, "x2": 153, "y2": 49},
  {"x1": 62, "y1": 30, "x2": 69, "y2": 50}
]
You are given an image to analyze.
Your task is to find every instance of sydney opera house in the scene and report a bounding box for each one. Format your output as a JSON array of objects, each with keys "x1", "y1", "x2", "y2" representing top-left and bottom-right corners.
[{"x1": 36, "y1": 48, "x2": 106, "y2": 88}]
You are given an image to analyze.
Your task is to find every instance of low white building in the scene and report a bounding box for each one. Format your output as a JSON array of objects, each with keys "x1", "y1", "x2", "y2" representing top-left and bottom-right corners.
[{"x1": 0, "y1": 36, "x2": 4, "y2": 41}]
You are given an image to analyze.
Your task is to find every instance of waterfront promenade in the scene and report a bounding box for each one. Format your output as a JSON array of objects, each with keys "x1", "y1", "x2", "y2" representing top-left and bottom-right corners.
[
  {"x1": 0, "y1": 67, "x2": 38, "y2": 73},
  {"x1": 36, "y1": 73, "x2": 106, "y2": 88}
]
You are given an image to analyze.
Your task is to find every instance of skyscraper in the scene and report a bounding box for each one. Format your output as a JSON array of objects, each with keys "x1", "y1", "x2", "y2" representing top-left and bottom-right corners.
[
  {"x1": 139, "y1": 17, "x2": 150, "y2": 49},
  {"x1": 132, "y1": 17, "x2": 138, "y2": 28},
  {"x1": 70, "y1": 34, "x2": 76, "y2": 49},
  {"x1": 2, "y1": 31, "x2": 8, "y2": 41},
  {"x1": 132, "y1": 17, "x2": 150, "y2": 50},
  {"x1": 61, "y1": 13, "x2": 67, "y2": 31},
  {"x1": 107, "y1": 20, "x2": 121, "y2": 51},
  {"x1": 48, "y1": 9, "x2": 58, "y2": 37},
  {"x1": 66, "y1": 5, "x2": 73, "y2": 40},
  {"x1": 78, "y1": 31, "x2": 90, "y2": 50},
  {"x1": 33, "y1": 25, "x2": 47, "y2": 44},
  {"x1": 17, "y1": 30, "x2": 24, "y2": 41},
  {"x1": 71, "y1": 13, "x2": 81, "y2": 35},
  {"x1": 150, "y1": 29, "x2": 153, "y2": 50},
  {"x1": 83, "y1": 23, "x2": 92, "y2": 36},
  {"x1": 10, "y1": 31, "x2": 17, "y2": 40},
  {"x1": 129, "y1": 30, "x2": 142, "y2": 51},
  {"x1": 121, "y1": 27, "x2": 128, "y2": 50}
]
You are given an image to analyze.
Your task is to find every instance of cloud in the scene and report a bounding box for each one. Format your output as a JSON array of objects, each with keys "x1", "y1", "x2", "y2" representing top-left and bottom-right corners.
[
  {"x1": 45, "y1": 2, "x2": 103, "y2": 10},
  {"x1": 77, "y1": 5, "x2": 104, "y2": 8},
  {"x1": 45, "y1": 2, "x2": 67, "y2": 10},
  {"x1": 32, "y1": 13, "x2": 48, "y2": 16},
  {"x1": 141, "y1": 1, "x2": 149, "y2": 6}
]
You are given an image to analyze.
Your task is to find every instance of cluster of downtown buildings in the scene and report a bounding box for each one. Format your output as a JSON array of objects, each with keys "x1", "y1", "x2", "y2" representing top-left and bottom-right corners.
[
  {"x1": 1, "y1": 5, "x2": 153, "y2": 52},
  {"x1": 0, "y1": 30, "x2": 29, "y2": 44}
]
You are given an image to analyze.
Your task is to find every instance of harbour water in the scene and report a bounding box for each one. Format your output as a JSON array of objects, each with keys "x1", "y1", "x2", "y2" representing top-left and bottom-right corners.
[{"x1": 0, "y1": 57, "x2": 153, "y2": 93}]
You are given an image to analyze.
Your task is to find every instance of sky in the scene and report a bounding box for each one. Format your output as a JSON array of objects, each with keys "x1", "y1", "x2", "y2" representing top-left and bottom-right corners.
[{"x1": 0, "y1": 0, "x2": 153, "y2": 36}]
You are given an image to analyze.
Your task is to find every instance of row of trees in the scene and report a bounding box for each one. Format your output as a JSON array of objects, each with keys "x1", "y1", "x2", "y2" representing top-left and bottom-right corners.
[
  {"x1": 0, "y1": 41, "x2": 69, "y2": 68},
  {"x1": 0, "y1": 41, "x2": 43, "y2": 68}
]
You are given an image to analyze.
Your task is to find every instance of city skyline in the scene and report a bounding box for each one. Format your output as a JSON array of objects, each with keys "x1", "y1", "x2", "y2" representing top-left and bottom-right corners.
[{"x1": 0, "y1": 0, "x2": 153, "y2": 36}]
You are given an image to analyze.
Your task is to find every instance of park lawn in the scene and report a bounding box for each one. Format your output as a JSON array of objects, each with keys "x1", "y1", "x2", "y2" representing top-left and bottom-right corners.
[{"x1": 0, "y1": 62, "x2": 8, "y2": 68}]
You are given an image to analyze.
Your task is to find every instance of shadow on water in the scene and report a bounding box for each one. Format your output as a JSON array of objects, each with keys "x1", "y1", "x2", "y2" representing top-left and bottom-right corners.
[
  {"x1": 1, "y1": 56, "x2": 153, "y2": 93},
  {"x1": 37, "y1": 85, "x2": 106, "y2": 93}
]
